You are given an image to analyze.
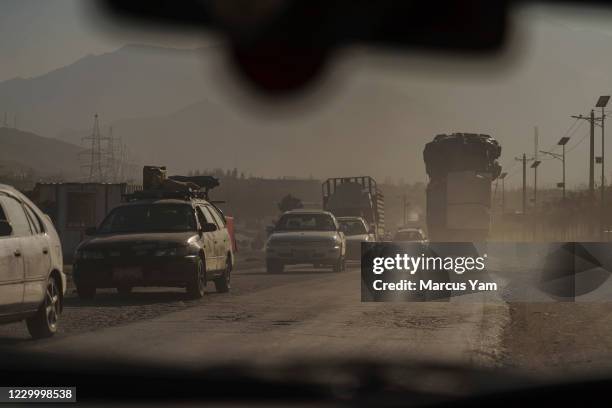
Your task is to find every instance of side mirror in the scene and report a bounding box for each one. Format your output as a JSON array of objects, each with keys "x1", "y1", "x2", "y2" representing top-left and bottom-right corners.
[
  {"x1": 202, "y1": 222, "x2": 217, "y2": 233},
  {"x1": 0, "y1": 220, "x2": 13, "y2": 237},
  {"x1": 85, "y1": 226, "x2": 97, "y2": 236},
  {"x1": 265, "y1": 225, "x2": 275, "y2": 236}
]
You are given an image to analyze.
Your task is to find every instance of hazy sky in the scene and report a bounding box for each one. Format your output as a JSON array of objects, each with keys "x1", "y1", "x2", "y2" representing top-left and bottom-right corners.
[
  {"x1": 0, "y1": 0, "x2": 208, "y2": 81},
  {"x1": 4, "y1": 1, "x2": 612, "y2": 189}
]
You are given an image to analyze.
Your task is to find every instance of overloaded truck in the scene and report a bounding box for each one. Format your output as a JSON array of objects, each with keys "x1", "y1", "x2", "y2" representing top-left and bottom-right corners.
[
  {"x1": 423, "y1": 133, "x2": 501, "y2": 241},
  {"x1": 322, "y1": 177, "x2": 384, "y2": 239}
]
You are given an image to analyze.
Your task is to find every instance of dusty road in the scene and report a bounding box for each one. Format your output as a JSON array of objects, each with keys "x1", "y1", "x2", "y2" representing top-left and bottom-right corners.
[
  {"x1": 0, "y1": 262, "x2": 508, "y2": 369},
  {"x1": 4, "y1": 261, "x2": 612, "y2": 379}
]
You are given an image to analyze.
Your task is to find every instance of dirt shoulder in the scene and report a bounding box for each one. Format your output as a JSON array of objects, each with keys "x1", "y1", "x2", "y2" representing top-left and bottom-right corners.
[{"x1": 502, "y1": 302, "x2": 612, "y2": 378}]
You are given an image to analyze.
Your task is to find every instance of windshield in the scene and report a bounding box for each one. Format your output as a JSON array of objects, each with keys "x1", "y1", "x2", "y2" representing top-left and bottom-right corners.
[
  {"x1": 394, "y1": 231, "x2": 423, "y2": 241},
  {"x1": 275, "y1": 213, "x2": 337, "y2": 231},
  {"x1": 6, "y1": 1, "x2": 612, "y2": 404},
  {"x1": 338, "y1": 219, "x2": 367, "y2": 235},
  {"x1": 98, "y1": 204, "x2": 196, "y2": 233}
]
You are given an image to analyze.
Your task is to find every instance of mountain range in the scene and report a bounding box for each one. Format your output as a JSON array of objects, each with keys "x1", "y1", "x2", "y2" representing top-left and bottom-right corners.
[
  {"x1": 0, "y1": 127, "x2": 82, "y2": 180},
  {"x1": 3, "y1": 17, "x2": 612, "y2": 187}
]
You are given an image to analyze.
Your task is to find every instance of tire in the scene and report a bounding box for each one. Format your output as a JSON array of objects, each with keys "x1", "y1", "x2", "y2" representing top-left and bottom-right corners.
[
  {"x1": 214, "y1": 257, "x2": 231, "y2": 293},
  {"x1": 186, "y1": 256, "x2": 206, "y2": 299},
  {"x1": 333, "y1": 257, "x2": 345, "y2": 273},
  {"x1": 26, "y1": 275, "x2": 61, "y2": 339},
  {"x1": 116, "y1": 284, "x2": 133, "y2": 297},
  {"x1": 266, "y1": 260, "x2": 284, "y2": 274},
  {"x1": 76, "y1": 281, "x2": 96, "y2": 300}
]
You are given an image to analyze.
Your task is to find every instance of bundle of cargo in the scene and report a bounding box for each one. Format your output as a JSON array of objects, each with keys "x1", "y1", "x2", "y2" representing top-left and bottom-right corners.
[
  {"x1": 423, "y1": 133, "x2": 502, "y2": 242},
  {"x1": 424, "y1": 133, "x2": 501, "y2": 179},
  {"x1": 141, "y1": 166, "x2": 220, "y2": 199}
]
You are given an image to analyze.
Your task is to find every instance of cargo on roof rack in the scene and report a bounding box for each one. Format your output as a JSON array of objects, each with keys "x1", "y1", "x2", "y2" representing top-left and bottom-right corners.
[{"x1": 140, "y1": 166, "x2": 220, "y2": 200}]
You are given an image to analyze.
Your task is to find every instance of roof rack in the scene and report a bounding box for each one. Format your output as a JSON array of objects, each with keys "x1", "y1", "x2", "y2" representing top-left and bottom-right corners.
[
  {"x1": 135, "y1": 167, "x2": 221, "y2": 202},
  {"x1": 123, "y1": 189, "x2": 209, "y2": 202}
]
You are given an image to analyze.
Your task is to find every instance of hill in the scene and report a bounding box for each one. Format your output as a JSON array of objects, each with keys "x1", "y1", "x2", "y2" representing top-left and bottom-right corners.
[
  {"x1": 0, "y1": 44, "x2": 215, "y2": 137},
  {"x1": 0, "y1": 127, "x2": 83, "y2": 180}
]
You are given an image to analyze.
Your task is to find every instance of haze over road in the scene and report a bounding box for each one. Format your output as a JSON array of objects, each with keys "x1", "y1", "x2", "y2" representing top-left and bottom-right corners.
[
  {"x1": 0, "y1": 263, "x2": 508, "y2": 368},
  {"x1": 4, "y1": 261, "x2": 612, "y2": 379}
]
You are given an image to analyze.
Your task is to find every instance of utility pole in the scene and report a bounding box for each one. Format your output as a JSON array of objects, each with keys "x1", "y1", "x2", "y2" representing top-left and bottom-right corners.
[
  {"x1": 522, "y1": 154, "x2": 527, "y2": 215},
  {"x1": 540, "y1": 136, "x2": 570, "y2": 202},
  {"x1": 515, "y1": 153, "x2": 534, "y2": 215},
  {"x1": 596, "y1": 96, "x2": 610, "y2": 240},
  {"x1": 572, "y1": 111, "x2": 597, "y2": 199},
  {"x1": 398, "y1": 194, "x2": 409, "y2": 227},
  {"x1": 532, "y1": 127, "x2": 541, "y2": 208},
  {"x1": 591, "y1": 109, "x2": 595, "y2": 198},
  {"x1": 500, "y1": 172, "x2": 508, "y2": 214}
]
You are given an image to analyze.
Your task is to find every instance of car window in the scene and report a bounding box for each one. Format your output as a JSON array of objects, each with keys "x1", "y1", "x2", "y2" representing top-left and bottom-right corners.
[
  {"x1": 339, "y1": 219, "x2": 368, "y2": 235},
  {"x1": 0, "y1": 196, "x2": 32, "y2": 237},
  {"x1": 394, "y1": 231, "x2": 423, "y2": 241},
  {"x1": 195, "y1": 206, "x2": 211, "y2": 227},
  {"x1": 98, "y1": 204, "x2": 197, "y2": 233},
  {"x1": 23, "y1": 203, "x2": 44, "y2": 234},
  {"x1": 276, "y1": 213, "x2": 337, "y2": 231},
  {"x1": 206, "y1": 205, "x2": 225, "y2": 228},
  {"x1": 201, "y1": 206, "x2": 220, "y2": 228}
]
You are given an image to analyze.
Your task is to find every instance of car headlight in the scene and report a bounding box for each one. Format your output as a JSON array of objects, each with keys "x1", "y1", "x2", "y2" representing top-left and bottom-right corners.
[
  {"x1": 154, "y1": 246, "x2": 190, "y2": 257},
  {"x1": 76, "y1": 249, "x2": 104, "y2": 260}
]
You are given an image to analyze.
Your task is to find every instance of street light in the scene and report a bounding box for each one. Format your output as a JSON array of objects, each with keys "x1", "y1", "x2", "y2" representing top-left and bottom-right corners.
[
  {"x1": 559, "y1": 136, "x2": 570, "y2": 201},
  {"x1": 596, "y1": 96, "x2": 610, "y2": 204},
  {"x1": 596, "y1": 95, "x2": 610, "y2": 240}
]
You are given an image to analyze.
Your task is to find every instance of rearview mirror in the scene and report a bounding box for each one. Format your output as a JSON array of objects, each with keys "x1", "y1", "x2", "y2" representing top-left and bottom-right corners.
[
  {"x1": 202, "y1": 222, "x2": 217, "y2": 233},
  {"x1": 85, "y1": 227, "x2": 97, "y2": 236},
  {"x1": 0, "y1": 220, "x2": 13, "y2": 237}
]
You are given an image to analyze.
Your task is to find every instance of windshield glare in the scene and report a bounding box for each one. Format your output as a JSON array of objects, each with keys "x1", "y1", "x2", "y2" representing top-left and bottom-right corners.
[
  {"x1": 98, "y1": 204, "x2": 196, "y2": 233},
  {"x1": 275, "y1": 214, "x2": 337, "y2": 231}
]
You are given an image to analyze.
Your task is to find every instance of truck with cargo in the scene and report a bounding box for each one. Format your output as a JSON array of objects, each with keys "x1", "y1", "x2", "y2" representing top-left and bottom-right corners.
[
  {"x1": 321, "y1": 177, "x2": 384, "y2": 240},
  {"x1": 423, "y1": 133, "x2": 501, "y2": 241}
]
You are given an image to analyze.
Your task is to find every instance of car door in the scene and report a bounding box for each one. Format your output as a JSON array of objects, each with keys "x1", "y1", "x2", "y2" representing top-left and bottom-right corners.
[
  {"x1": 195, "y1": 206, "x2": 217, "y2": 272},
  {"x1": 21, "y1": 202, "x2": 52, "y2": 310},
  {"x1": 202, "y1": 205, "x2": 225, "y2": 271},
  {"x1": 0, "y1": 195, "x2": 27, "y2": 315}
]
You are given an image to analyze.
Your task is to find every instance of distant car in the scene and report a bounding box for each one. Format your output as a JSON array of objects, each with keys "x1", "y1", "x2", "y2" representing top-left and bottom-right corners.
[
  {"x1": 393, "y1": 228, "x2": 427, "y2": 243},
  {"x1": 0, "y1": 184, "x2": 65, "y2": 339},
  {"x1": 336, "y1": 216, "x2": 375, "y2": 261},
  {"x1": 265, "y1": 210, "x2": 346, "y2": 273},
  {"x1": 73, "y1": 194, "x2": 234, "y2": 299}
]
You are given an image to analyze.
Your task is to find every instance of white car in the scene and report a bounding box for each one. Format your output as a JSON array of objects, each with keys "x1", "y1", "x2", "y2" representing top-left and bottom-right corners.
[
  {"x1": 394, "y1": 228, "x2": 427, "y2": 243},
  {"x1": 336, "y1": 216, "x2": 376, "y2": 261},
  {"x1": 0, "y1": 184, "x2": 65, "y2": 338},
  {"x1": 265, "y1": 210, "x2": 346, "y2": 273}
]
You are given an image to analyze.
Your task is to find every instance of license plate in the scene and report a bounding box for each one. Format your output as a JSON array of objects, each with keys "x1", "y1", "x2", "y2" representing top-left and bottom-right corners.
[
  {"x1": 112, "y1": 267, "x2": 142, "y2": 281},
  {"x1": 293, "y1": 249, "x2": 312, "y2": 257}
]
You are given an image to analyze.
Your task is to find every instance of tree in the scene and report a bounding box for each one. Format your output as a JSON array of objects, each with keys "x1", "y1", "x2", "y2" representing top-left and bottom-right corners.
[{"x1": 278, "y1": 194, "x2": 304, "y2": 213}]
